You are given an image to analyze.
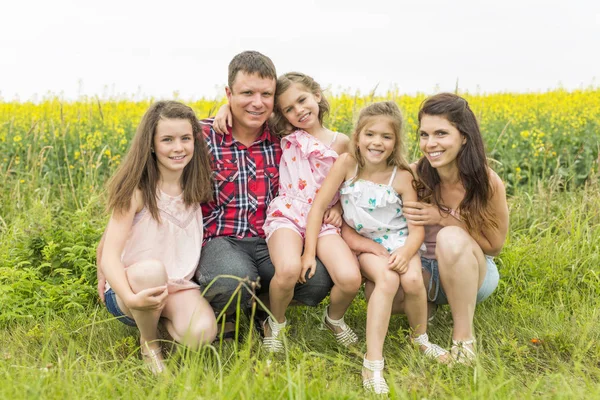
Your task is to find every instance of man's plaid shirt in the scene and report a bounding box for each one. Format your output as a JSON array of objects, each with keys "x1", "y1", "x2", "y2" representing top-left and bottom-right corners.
[{"x1": 199, "y1": 119, "x2": 282, "y2": 244}]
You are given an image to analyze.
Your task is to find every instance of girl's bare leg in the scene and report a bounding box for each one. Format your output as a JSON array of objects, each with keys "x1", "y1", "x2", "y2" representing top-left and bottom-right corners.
[
  {"x1": 161, "y1": 289, "x2": 217, "y2": 349},
  {"x1": 265, "y1": 229, "x2": 304, "y2": 336},
  {"x1": 316, "y1": 234, "x2": 362, "y2": 330}
]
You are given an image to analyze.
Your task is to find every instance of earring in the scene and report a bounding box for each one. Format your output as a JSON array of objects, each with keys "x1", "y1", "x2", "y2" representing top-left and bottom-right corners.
[{"x1": 151, "y1": 148, "x2": 155, "y2": 153}]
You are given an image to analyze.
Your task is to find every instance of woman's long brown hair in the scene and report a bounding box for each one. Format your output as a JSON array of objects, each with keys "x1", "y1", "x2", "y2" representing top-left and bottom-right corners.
[
  {"x1": 107, "y1": 101, "x2": 213, "y2": 221},
  {"x1": 416, "y1": 93, "x2": 497, "y2": 234}
]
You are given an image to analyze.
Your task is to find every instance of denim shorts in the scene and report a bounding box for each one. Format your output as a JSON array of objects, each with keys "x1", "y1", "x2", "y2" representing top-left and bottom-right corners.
[
  {"x1": 104, "y1": 288, "x2": 137, "y2": 326},
  {"x1": 421, "y1": 255, "x2": 499, "y2": 306}
]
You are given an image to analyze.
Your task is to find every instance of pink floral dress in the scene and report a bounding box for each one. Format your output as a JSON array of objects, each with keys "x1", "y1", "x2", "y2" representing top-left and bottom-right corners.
[{"x1": 263, "y1": 129, "x2": 341, "y2": 241}]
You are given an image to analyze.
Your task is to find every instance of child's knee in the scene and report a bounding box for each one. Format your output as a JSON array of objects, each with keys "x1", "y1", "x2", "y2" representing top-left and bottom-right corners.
[
  {"x1": 401, "y1": 271, "x2": 425, "y2": 296},
  {"x1": 337, "y1": 271, "x2": 362, "y2": 294},
  {"x1": 189, "y1": 317, "x2": 218, "y2": 346},
  {"x1": 273, "y1": 260, "x2": 302, "y2": 287},
  {"x1": 378, "y1": 271, "x2": 400, "y2": 296},
  {"x1": 126, "y1": 259, "x2": 168, "y2": 292}
]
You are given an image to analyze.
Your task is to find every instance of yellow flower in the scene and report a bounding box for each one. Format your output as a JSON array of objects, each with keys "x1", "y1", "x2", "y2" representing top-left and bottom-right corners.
[
  {"x1": 520, "y1": 130, "x2": 530, "y2": 139},
  {"x1": 516, "y1": 167, "x2": 521, "y2": 173},
  {"x1": 13, "y1": 135, "x2": 22, "y2": 142}
]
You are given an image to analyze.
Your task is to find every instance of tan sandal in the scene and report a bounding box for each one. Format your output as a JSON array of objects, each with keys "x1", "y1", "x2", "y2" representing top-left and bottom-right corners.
[
  {"x1": 411, "y1": 333, "x2": 450, "y2": 363},
  {"x1": 141, "y1": 343, "x2": 166, "y2": 375},
  {"x1": 321, "y1": 306, "x2": 358, "y2": 347},
  {"x1": 262, "y1": 316, "x2": 287, "y2": 353},
  {"x1": 451, "y1": 338, "x2": 477, "y2": 365},
  {"x1": 362, "y1": 355, "x2": 389, "y2": 394}
]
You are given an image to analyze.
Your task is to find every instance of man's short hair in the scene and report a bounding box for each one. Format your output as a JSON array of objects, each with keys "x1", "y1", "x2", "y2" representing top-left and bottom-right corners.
[{"x1": 228, "y1": 51, "x2": 277, "y2": 90}]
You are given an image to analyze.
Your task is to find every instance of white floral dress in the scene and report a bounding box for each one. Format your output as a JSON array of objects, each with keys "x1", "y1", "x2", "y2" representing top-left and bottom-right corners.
[{"x1": 340, "y1": 166, "x2": 422, "y2": 253}]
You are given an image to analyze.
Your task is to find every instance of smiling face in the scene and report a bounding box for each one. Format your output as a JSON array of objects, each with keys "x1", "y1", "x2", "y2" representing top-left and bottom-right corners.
[
  {"x1": 226, "y1": 71, "x2": 276, "y2": 134},
  {"x1": 153, "y1": 118, "x2": 194, "y2": 176},
  {"x1": 357, "y1": 116, "x2": 396, "y2": 167},
  {"x1": 419, "y1": 114, "x2": 466, "y2": 170},
  {"x1": 277, "y1": 83, "x2": 322, "y2": 132}
]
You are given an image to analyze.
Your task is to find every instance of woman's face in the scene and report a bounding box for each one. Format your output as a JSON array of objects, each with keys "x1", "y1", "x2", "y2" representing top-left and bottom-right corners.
[{"x1": 419, "y1": 114, "x2": 466, "y2": 170}]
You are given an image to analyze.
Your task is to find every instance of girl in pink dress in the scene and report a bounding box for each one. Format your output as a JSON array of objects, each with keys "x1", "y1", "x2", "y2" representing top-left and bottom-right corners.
[
  {"x1": 260, "y1": 73, "x2": 362, "y2": 352},
  {"x1": 99, "y1": 101, "x2": 216, "y2": 374}
]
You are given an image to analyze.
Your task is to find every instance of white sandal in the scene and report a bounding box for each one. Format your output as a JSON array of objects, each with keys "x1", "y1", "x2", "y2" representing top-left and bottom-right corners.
[
  {"x1": 451, "y1": 338, "x2": 477, "y2": 365},
  {"x1": 321, "y1": 306, "x2": 358, "y2": 347},
  {"x1": 362, "y1": 355, "x2": 389, "y2": 394},
  {"x1": 262, "y1": 316, "x2": 287, "y2": 353},
  {"x1": 411, "y1": 333, "x2": 449, "y2": 363},
  {"x1": 141, "y1": 343, "x2": 166, "y2": 375}
]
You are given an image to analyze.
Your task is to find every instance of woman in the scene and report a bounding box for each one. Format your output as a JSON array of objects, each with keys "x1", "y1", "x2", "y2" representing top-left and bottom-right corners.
[{"x1": 344, "y1": 93, "x2": 509, "y2": 364}]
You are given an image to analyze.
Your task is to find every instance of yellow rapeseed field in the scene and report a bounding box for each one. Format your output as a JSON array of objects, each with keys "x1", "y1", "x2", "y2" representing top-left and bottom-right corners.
[{"x1": 1, "y1": 89, "x2": 599, "y2": 218}]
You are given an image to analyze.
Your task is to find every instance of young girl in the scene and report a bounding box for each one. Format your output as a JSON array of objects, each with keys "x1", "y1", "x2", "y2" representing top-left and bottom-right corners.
[
  {"x1": 302, "y1": 102, "x2": 448, "y2": 394},
  {"x1": 100, "y1": 101, "x2": 217, "y2": 374},
  {"x1": 214, "y1": 72, "x2": 362, "y2": 353},
  {"x1": 262, "y1": 72, "x2": 362, "y2": 352}
]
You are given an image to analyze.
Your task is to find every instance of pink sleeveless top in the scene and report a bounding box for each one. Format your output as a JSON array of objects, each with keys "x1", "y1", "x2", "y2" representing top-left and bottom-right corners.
[{"x1": 119, "y1": 190, "x2": 203, "y2": 293}]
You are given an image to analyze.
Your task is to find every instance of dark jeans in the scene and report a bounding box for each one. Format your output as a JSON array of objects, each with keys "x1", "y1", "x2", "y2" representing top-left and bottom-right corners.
[{"x1": 195, "y1": 236, "x2": 333, "y2": 314}]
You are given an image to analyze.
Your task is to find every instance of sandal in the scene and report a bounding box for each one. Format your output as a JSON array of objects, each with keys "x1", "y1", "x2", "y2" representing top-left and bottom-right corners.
[
  {"x1": 321, "y1": 306, "x2": 358, "y2": 347},
  {"x1": 362, "y1": 355, "x2": 389, "y2": 394},
  {"x1": 141, "y1": 343, "x2": 166, "y2": 375},
  {"x1": 451, "y1": 338, "x2": 477, "y2": 365},
  {"x1": 262, "y1": 316, "x2": 287, "y2": 353},
  {"x1": 411, "y1": 333, "x2": 450, "y2": 363}
]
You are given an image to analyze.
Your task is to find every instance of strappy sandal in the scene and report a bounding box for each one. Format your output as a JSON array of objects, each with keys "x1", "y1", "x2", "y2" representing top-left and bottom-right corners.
[
  {"x1": 262, "y1": 316, "x2": 287, "y2": 353},
  {"x1": 411, "y1": 333, "x2": 450, "y2": 363},
  {"x1": 321, "y1": 306, "x2": 358, "y2": 347},
  {"x1": 451, "y1": 338, "x2": 477, "y2": 365},
  {"x1": 141, "y1": 343, "x2": 166, "y2": 375},
  {"x1": 362, "y1": 355, "x2": 389, "y2": 394}
]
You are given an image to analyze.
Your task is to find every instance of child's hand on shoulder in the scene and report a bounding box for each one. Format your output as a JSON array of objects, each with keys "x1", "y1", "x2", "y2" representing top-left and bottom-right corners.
[
  {"x1": 389, "y1": 248, "x2": 410, "y2": 274},
  {"x1": 125, "y1": 285, "x2": 169, "y2": 311}
]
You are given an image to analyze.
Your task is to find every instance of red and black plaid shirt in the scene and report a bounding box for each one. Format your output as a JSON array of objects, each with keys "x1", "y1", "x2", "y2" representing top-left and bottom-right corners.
[{"x1": 200, "y1": 118, "x2": 282, "y2": 244}]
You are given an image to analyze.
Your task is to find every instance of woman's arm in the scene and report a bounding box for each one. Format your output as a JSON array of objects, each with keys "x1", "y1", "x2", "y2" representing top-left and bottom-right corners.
[
  {"x1": 388, "y1": 170, "x2": 425, "y2": 272},
  {"x1": 300, "y1": 153, "x2": 355, "y2": 282},
  {"x1": 403, "y1": 170, "x2": 509, "y2": 256}
]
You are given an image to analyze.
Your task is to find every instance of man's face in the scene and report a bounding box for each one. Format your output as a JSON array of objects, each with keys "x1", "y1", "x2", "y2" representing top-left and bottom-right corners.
[{"x1": 226, "y1": 71, "x2": 276, "y2": 133}]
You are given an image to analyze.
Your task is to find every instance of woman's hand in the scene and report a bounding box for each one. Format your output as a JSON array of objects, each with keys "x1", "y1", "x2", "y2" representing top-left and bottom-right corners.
[
  {"x1": 213, "y1": 104, "x2": 232, "y2": 135},
  {"x1": 124, "y1": 286, "x2": 169, "y2": 311},
  {"x1": 403, "y1": 201, "x2": 442, "y2": 226},
  {"x1": 388, "y1": 248, "x2": 410, "y2": 274},
  {"x1": 299, "y1": 254, "x2": 317, "y2": 284},
  {"x1": 323, "y1": 204, "x2": 343, "y2": 228}
]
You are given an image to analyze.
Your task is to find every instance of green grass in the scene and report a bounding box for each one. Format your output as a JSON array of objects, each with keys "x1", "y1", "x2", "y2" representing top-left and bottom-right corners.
[{"x1": 1, "y1": 182, "x2": 599, "y2": 399}]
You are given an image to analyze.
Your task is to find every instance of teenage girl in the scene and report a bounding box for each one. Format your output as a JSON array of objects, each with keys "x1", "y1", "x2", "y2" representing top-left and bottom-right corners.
[
  {"x1": 99, "y1": 101, "x2": 217, "y2": 374},
  {"x1": 303, "y1": 102, "x2": 448, "y2": 394}
]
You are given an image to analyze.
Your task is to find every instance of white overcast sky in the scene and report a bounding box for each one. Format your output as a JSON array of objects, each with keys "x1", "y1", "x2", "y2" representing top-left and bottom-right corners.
[{"x1": 1, "y1": 0, "x2": 599, "y2": 101}]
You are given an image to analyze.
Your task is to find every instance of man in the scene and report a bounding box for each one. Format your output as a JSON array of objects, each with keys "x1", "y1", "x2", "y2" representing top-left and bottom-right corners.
[{"x1": 195, "y1": 51, "x2": 333, "y2": 330}]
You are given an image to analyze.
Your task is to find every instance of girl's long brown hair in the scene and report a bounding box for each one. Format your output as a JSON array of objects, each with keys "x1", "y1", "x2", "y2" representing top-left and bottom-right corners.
[
  {"x1": 351, "y1": 101, "x2": 415, "y2": 181},
  {"x1": 107, "y1": 101, "x2": 213, "y2": 221},
  {"x1": 416, "y1": 93, "x2": 497, "y2": 234}
]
